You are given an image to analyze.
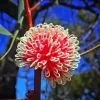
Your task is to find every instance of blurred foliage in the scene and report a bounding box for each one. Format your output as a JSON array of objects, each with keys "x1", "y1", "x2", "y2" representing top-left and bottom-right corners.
[
  {"x1": 0, "y1": 25, "x2": 12, "y2": 36},
  {"x1": 49, "y1": 68, "x2": 100, "y2": 100},
  {"x1": 78, "y1": 9, "x2": 96, "y2": 24}
]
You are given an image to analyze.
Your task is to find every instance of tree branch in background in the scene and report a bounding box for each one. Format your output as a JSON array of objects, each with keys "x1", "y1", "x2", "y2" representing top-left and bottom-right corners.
[
  {"x1": 80, "y1": 38, "x2": 100, "y2": 51},
  {"x1": 36, "y1": 1, "x2": 99, "y2": 14},
  {"x1": 82, "y1": 0, "x2": 96, "y2": 7},
  {"x1": 33, "y1": 0, "x2": 99, "y2": 22},
  {"x1": 0, "y1": 0, "x2": 99, "y2": 21},
  {"x1": 41, "y1": 8, "x2": 49, "y2": 23},
  {"x1": 59, "y1": 1, "x2": 98, "y2": 14},
  {"x1": 80, "y1": 14, "x2": 100, "y2": 43}
]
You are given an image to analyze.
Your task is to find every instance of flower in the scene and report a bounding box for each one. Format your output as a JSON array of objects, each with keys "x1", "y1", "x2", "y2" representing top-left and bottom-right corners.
[{"x1": 15, "y1": 23, "x2": 80, "y2": 88}]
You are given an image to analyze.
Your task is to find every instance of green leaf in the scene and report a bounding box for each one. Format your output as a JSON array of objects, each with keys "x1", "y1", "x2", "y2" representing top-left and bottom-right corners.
[
  {"x1": 18, "y1": 16, "x2": 24, "y2": 25},
  {"x1": 0, "y1": 30, "x2": 19, "y2": 60},
  {"x1": 0, "y1": 16, "x2": 24, "y2": 60},
  {"x1": 0, "y1": 25, "x2": 12, "y2": 36},
  {"x1": 18, "y1": 0, "x2": 24, "y2": 20}
]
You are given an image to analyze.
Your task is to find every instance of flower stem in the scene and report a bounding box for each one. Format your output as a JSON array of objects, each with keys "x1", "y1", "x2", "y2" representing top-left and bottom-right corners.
[
  {"x1": 34, "y1": 69, "x2": 42, "y2": 100},
  {"x1": 80, "y1": 44, "x2": 100, "y2": 56},
  {"x1": 11, "y1": 35, "x2": 20, "y2": 41},
  {"x1": 24, "y1": 0, "x2": 42, "y2": 100}
]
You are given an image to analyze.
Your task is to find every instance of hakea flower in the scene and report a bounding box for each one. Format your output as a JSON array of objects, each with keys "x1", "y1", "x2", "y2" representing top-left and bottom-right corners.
[{"x1": 15, "y1": 23, "x2": 80, "y2": 88}]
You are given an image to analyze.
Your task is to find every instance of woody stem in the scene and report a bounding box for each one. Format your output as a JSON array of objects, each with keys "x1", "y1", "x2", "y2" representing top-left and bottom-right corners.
[
  {"x1": 24, "y1": 0, "x2": 32, "y2": 28},
  {"x1": 24, "y1": 0, "x2": 41, "y2": 100}
]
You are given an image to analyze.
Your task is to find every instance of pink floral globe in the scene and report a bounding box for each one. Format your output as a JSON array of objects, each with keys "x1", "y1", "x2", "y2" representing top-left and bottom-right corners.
[{"x1": 15, "y1": 23, "x2": 80, "y2": 88}]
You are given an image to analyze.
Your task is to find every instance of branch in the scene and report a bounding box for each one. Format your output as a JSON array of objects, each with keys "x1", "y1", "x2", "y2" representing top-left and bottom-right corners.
[
  {"x1": 59, "y1": 1, "x2": 98, "y2": 14},
  {"x1": 24, "y1": 0, "x2": 43, "y2": 28},
  {"x1": 80, "y1": 44, "x2": 100, "y2": 56},
  {"x1": 80, "y1": 14, "x2": 100, "y2": 43},
  {"x1": 82, "y1": 0, "x2": 89, "y2": 6},
  {"x1": 33, "y1": 1, "x2": 99, "y2": 22},
  {"x1": 24, "y1": 0, "x2": 42, "y2": 100},
  {"x1": 80, "y1": 38, "x2": 100, "y2": 51},
  {"x1": 41, "y1": 8, "x2": 49, "y2": 23},
  {"x1": 24, "y1": 0, "x2": 32, "y2": 28},
  {"x1": 82, "y1": 0, "x2": 97, "y2": 8},
  {"x1": 30, "y1": 0, "x2": 43, "y2": 12},
  {"x1": 36, "y1": 1, "x2": 99, "y2": 14},
  {"x1": 1, "y1": 0, "x2": 99, "y2": 20}
]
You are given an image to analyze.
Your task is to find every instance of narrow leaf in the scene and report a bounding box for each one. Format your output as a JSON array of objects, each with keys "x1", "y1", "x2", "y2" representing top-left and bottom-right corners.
[
  {"x1": 18, "y1": 16, "x2": 24, "y2": 25},
  {"x1": 18, "y1": 0, "x2": 24, "y2": 20},
  {"x1": 0, "y1": 16, "x2": 24, "y2": 60},
  {"x1": 0, "y1": 30, "x2": 19, "y2": 60},
  {"x1": 0, "y1": 25, "x2": 12, "y2": 36}
]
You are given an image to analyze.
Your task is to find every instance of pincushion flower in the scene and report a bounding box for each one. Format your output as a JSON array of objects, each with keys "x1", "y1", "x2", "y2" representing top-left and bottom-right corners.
[{"x1": 15, "y1": 23, "x2": 80, "y2": 88}]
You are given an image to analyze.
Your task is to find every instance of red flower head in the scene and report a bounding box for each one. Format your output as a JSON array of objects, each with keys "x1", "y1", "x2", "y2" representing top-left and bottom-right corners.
[{"x1": 15, "y1": 23, "x2": 80, "y2": 88}]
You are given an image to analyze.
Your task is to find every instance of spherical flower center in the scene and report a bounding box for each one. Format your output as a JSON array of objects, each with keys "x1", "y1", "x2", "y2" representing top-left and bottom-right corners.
[{"x1": 15, "y1": 23, "x2": 80, "y2": 88}]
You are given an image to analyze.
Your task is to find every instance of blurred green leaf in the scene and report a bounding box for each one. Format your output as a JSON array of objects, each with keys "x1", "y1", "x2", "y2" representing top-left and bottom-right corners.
[
  {"x1": 0, "y1": 16, "x2": 24, "y2": 60},
  {"x1": 0, "y1": 30, "x2": 19, "y2": 60},
  {"x1": 18, "y1": 16, "x2": 24, "y2": 25},
  {"x1": 0, "y1": 25, "x2": 12, "y2": 36},
  {"x1": 18, "y1": 0, "x2": 24, "y2": 20},
  {"x1": 78, "y1": 9, "x2": 96, "y2": 24}
]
